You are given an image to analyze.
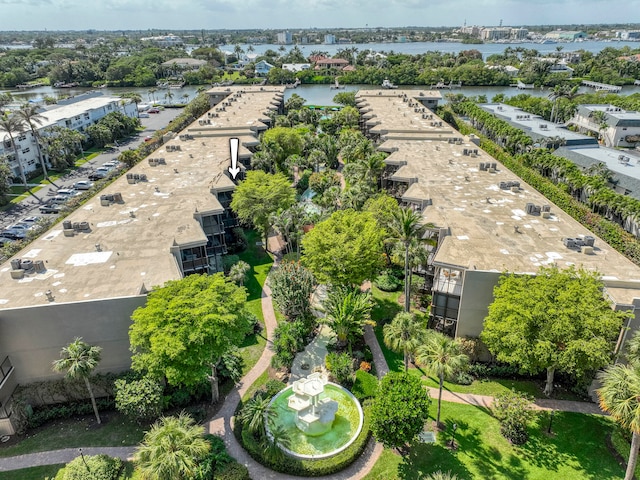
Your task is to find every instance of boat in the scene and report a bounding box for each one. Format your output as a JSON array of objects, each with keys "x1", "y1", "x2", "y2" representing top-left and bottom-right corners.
[
  {"x1": 330, "y1": 78, "x2": 345, "y2": 90},
  {"x1": 168, "y1": 82, "x2": 185, "y2": 89},
  {"x1": 381, "y1": 78, "x2": 397, "y2": 89}
]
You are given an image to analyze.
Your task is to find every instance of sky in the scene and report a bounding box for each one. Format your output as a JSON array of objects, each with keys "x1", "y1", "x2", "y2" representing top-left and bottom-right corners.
[{"x1": 1, "y1": 0, "x2": 639, "y2": 31}]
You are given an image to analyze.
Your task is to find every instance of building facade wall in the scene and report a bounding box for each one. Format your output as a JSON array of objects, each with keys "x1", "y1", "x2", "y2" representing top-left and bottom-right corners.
[
  {"x1": 455, "y1": 270, "x2": 501, "y2": 339},
  {"x1": 0, "y1": 295, "x2": 146, "y2": 384}
]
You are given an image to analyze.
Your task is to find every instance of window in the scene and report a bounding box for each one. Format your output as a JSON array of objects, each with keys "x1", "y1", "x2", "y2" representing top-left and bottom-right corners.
[{"x1": 22, "y1": 147, "x2": 30, "y2": 154}]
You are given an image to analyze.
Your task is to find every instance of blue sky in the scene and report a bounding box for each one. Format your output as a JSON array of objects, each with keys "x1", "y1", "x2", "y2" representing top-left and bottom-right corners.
[{"x1": 0, "y1": 0, "x2": 637, "y2": 31}]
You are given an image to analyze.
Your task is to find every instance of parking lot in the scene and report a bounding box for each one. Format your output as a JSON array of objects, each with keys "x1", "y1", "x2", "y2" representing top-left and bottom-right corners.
[{"x1": 0, "y1": 107, "x2": 184, "y2": 244}]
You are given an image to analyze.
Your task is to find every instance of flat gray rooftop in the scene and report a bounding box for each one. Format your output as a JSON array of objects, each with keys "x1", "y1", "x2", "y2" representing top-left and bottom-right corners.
[
  {"x1": 356, "y1": 90, "x2": 640, "y2": 306},
  {"x1": 0, "y1": 86, "x2": 285, "y2": 310},
  {"x1": 480, "y1": 103, "x2": 597, "y2": 145},
  {"x1": 554, "y1": 145, "x2": 640, "y2": 199}
]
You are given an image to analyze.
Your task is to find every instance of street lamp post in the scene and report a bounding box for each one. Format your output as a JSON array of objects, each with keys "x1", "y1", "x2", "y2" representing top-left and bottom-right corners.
[
  {"x1": 547, "y1": 410, "x2": 555, "y2": 434},
  {"x1": 450, "y1": 423, "x2": 458, "y2": 449},
  {"x1": 78, "y1": 448, "x2": 91, "y2": 473}
]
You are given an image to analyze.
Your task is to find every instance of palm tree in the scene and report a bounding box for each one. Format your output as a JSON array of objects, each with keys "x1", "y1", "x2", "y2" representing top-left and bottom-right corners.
[
  {"x1": 134, "y1": 413, "x2": 210, "y2": 480},
  {"x1": 52, "y1": 338, "x2": 103, "y2": 424},
  {"x1": 597, "y1": 363, "x2": 640, "y2": 480},
  {"x1": 424, "y1": 472, "x2": 459, "y2": 480},
  {"x1": 0, "y1": 93, "x2": 12, "y2": 114},
  {"x1": 416, "y1": 331, "x2": 469, "y2": 426},
  {"x1": 388, "y1": 207, "x2": 429, "y2": 312},
  {"x1": 15, "y1": 104, "x2": 48, "y2": 179},
  {"x1": 0, "y1": 113, "x2": 28, "y2": 189},
  {"x1": 228, "y1": 260, "x2": 250, "y2": 286},
  {"x1": 322, "y1": 287, "x2": 373, "y2": 354},
  {"x1": 238, "y1": 392, "x2": 272, "y2": 438},
  {"x1": 148, "y1": 87, "x2": 157, "y2": 103},
  {"x1": 181, "y1": 93, "x2": 190, "y2": 104},
  {"x1": 164, "y1": 90, "x2": 174, "y2": 105},
  {"x1": 383, "y1": 312, "x2": 425, "y2": 372}
]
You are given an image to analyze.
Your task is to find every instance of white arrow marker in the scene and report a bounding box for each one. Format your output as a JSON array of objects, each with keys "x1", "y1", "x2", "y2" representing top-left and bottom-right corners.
[{"x1": 228, "y1": 137, "x2": 240, "y2": 179}]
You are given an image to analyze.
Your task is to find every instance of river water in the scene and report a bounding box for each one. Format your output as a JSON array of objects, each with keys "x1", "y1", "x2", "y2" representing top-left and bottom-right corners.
[{"x1": 2, "y1": 40, "x2": 640, "y2": 107}]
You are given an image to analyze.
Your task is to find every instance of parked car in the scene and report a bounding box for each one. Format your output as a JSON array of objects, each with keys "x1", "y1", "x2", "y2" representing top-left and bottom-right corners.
[
  {"x1": 56, "y1": 188, "x2": 80, "y2": 197},
  {"x1": 102, "y1": 161, "x2": 119, "y2": 169},
  {"x1": 88, "y1": 172, "x2": 106, "y2": 181},
  {"x1": 39, "y1": 203, "x2": 63, "y2": 214},
  {"x1": 148, "y1": 108, "x2": 160, "y2": 114},
  {"x1": 0, "y1": 228, "x2": 27, "y2": 240},
  {"x1": 73, "y1": 180, "x2": 94, "y2": 190},
  {"x1": 139, "y1": 112, "x2": 150, "y2": 118},
  {"x1": 20, "y1": 216, "x2": 41, "y2": 224}
]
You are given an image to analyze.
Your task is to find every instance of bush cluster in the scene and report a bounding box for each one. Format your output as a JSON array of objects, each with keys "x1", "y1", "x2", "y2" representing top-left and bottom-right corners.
[
  {"x1": 374, "y1": 272, "x2": 401, "y2": 292},
  {"x1": 351, "y1": 370, "x2": 378, "y2": 401},
  {"x1": 25, "y1": 398, "x2": 114, "y2": 430},
  {"x1": 62, "y1": 454, "x2": 123, "y2": 480},
  {"x1": 271, "y1": 319, "x2": 315, "y2": 369}
]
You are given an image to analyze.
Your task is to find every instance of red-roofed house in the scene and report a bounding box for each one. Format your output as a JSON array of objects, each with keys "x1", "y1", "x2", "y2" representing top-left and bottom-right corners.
[{"x1": 315, "y1": 58, "x2": 350, "y2": 70}]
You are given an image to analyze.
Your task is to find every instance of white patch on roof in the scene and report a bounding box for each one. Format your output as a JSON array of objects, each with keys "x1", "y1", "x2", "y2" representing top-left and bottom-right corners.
[
  {"x1": 22, "y1": 249, "x2": 42, "y2": 259},
  {"x1": 0, "y1": 299, "x2": 8, "y2": 304},
  {"x1": 457, "y1": 235, "x2": 469, "y2": 240},
  {"x1": 96, "y1": 221, "x2": 117, "y2": 228},
  {"x1": 546, "y1": 252, "x2": 563, "y2": 260},
  {"x1": 44, "y1": 230, "x2": 62, "y2": 240},
  {"x1": 66, "y1": 251, "x2": 112, "y2": 266}
]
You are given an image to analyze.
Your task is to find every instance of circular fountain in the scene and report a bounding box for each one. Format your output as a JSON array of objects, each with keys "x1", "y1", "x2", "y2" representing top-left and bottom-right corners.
[{"x1": 266, "y1": 372, "x2": 364, "y2": 459}]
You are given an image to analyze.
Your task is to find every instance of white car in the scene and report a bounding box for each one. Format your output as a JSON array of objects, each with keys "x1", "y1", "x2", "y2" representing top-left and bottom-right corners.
[
  {"x1": 56, "y1": 188, "x2": 80, "y2": 197},
  {"x1": 73, "y1": 180, "x2": 94, "y2": 190}
]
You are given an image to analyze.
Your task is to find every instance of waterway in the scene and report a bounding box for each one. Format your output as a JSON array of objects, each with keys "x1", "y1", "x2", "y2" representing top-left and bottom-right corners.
[
  {"x1": 228, "y1": 40, "x2": 640, "y2": 59},
  {"x1": 2, "y1": 39, "x2": 640, "y2": 107}
]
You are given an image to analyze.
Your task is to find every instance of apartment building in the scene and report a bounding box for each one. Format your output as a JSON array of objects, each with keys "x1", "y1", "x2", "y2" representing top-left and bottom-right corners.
[{"x1": 0, "y1": 86, "x2": 285, "y2": 435}]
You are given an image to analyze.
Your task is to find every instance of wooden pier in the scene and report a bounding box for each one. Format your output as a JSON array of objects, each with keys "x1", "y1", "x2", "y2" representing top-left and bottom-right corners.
[{"x1": 581, "y1": 80, "x2": 622, "y2": 93}]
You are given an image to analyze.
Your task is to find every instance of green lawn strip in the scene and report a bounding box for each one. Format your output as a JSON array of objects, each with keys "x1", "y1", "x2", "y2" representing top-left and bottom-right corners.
[
  {"x1": 365, "y1": 401, "x2": 624, "y2": 480},
  {"x1": 237, "y1": 230, "x2": 274, "y2": 375},
  {"x1": 610, "y1": 426, "x2": 640, "y2": 478},
  {"x1": 0, "y1": 413, "x2": 145, "y2": 459},
  {"x1": 0, "y1": 464, "x2": 65, "y2": 480}
]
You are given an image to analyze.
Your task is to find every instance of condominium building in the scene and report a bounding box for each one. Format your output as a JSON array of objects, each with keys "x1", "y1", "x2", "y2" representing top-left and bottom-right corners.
[
  {"x1": 356, "y1": 89, "x2": 640, "y2": 355},
  {"x1": 0, "y1": 86, "x2": 285, "y2": 435},
  {"x1": 569, "y1": 104, "x2": 640, "y2": 148},
  {"x1": 0, "y1": 92, "x2": 138, "y2": 181}
]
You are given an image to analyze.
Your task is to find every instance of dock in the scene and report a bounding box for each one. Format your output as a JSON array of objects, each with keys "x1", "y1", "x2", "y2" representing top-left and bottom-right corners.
[
  {"x1": 635, "y1": 79, "x2": 640, "y2": 86},
  {"x1": 581, "y1": 80, "x2": 622, "y2": 93},
  {"x1": 511, "y1": 80, "x2": 534, "y2": 90}
]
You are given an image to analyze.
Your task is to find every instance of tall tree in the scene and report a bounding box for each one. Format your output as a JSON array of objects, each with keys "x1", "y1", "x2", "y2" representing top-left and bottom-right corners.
[
  {"x1": 482, "y1": 265, "x2": 628, "y2": 396},
  {"x1": 370, "y1": 372, "x2": 430, "y2": 450},
  {"x1": 134, "y1": 413, "x2": 210, "y2": 480},
  {"x1": 0, "y1": 114, "x2": 28, "y2": 188},
  {"x1": 597, "y1": 362, "x2": 640, "y2": 480},
  {"x1": 15, "y1": 104, "x2": 48, "y2": 179},
  {"x1": 383, "y1": 312, "x2": 425, "y2": 373},
  {"x1": 129, "y1": 273, "x2": 253, "y2": 404},
  {"x1": 52, "y1": 338, "x2": 103, "y2": 424},
  {"x1": 416, "y1": 331, "x2": 469, "y2": 426},
  {"x1": 302, "y1": 209, "x2": 384, "y2": 287},
  {"x1": 269, "y1": 260, "x2": 316, "y2": 320},
  {"x1": 387, "y1": 207, "x2": 429, "y2": 312},
  {"x1": 230, "y1": 170, "x2": 296, "y2": 251}
]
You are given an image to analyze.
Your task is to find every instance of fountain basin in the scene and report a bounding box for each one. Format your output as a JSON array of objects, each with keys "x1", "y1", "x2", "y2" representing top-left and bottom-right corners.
[{"x1": 267, "y1": 382, "x2": 364, "y2": 460}]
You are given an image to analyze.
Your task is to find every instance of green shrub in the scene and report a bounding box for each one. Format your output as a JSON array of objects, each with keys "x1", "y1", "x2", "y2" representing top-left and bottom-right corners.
[
  {"x1": 263, "y1": 379, "x2": 287, "y2": 398},
  {"x1": 271, "y1": 320, "x2": 309, "y2": 369},
  {"x1": 26, "y1": 398, "x2": 114, "y2": 430},
  {"x1": 114, "y1": 376, "x2": 163, "y2": 424},
  {"x1": 468, "y1": 363, "x2": 521, "y2": 379},
  {"x1": 222, "y1": 255, "x2": 240, "y2": 273},
  {"x1": 351, "y1": 370, "x2": 378, "y2": 401},
  {"x1": 453, "y1": 371, "x2": 474, "y2": 385},
  {"x1": 374, "y1": 272, "x2": 401, "y2": 292},
  {"x1": 214, "y1": 461, "x2": 251, "y2": 480},
  {"x1": 63, "y1": 454, "x2": 122, "y2": 480},
  {"x1": 492, "y1": 390, "x2": 536, "y2": 445},
  {"x1": 325, "y1": 352, "x2": 355, "y2": 386}
]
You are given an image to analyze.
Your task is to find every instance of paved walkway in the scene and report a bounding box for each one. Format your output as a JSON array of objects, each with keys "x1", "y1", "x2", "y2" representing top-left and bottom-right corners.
[
  {"x1": 289, "y1": 324, "x2": 335, "y2": 384},
  {"x1": 0, "y1": 447, "x2": 136, "y2": 471}
]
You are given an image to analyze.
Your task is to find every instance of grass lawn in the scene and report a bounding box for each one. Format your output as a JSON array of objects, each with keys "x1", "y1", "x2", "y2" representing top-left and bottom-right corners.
[
  {"x1": 365, "y1": 400, "x2": 625, "y2": 480},
  {"x1": 0, "y1": 462, "x2": 139, "y2": 480},
  {"x1": 0, "y1": 464, "x2": 65, "y2": 480},
  {"x1": 237, "y1": 230, "x2": 273, "y2": 375},
  {"x1": 0, "y1": 412, "x2": 145, "y2": 459}
]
